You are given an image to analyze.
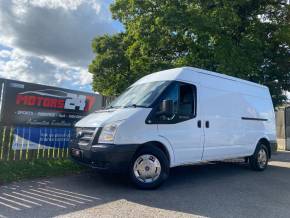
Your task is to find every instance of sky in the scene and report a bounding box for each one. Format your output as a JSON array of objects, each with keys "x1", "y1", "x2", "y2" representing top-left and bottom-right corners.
[
  {"x1": 0, "y1": 0, "x2": 289, "y2": 99},
  {"x1": 0, "y1": 0, "x2": 122, "y2": 93}
]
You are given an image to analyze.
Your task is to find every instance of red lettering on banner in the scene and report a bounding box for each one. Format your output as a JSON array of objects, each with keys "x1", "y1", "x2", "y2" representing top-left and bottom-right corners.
[
  {"x1": 36, "y1": 96, "x2": 44, "y2": 106},
  {"x1": 27, "y1": 96, "x2": 36, "y2": 106},
  {"x1": 84, "y1": 96, "x2": 96, "y2": 112},
  {"x1": 16, "y1": 94, "x2": 27, "y2": 104},
  {"x1": 43, "y1": 98, "x2": 50, "y2": 107},
  {"x1": 15, "y1": 94, "x2": 88, "y2": 111},
  {"x1": 50, "y1": 99, "x2": 57, "y2": 107},
  {"x1": 56, "y1": 99, "x2": 65, "y2": 108}
]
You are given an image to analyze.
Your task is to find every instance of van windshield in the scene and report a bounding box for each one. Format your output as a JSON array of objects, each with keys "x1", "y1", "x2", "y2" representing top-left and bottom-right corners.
[{"x1": 108, "y1": 81, "x2": 170, "y2": 108}]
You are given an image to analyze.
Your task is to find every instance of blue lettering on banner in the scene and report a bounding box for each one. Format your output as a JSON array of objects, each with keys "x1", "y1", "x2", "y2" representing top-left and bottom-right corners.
[{"x1": 12, "y1": 126, "x2": 73, "y2": 150}]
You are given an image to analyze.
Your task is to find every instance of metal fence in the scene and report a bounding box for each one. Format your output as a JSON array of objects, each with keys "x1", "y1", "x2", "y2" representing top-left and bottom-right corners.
[
  {"x1": 286, "y1": 107, "x2": 290, "y2": 150},
  {"x1": 0, "y1": 126, "x2": 71, "y2": 161},
  {"x1": 276, "y1": 106, "x2": 290, "y2": 150}
]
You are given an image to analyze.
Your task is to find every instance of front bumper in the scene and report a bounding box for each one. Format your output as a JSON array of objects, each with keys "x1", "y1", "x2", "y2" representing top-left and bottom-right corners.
[{"x1": 69, "y1": 142, "x2": 139, "y2": 172}]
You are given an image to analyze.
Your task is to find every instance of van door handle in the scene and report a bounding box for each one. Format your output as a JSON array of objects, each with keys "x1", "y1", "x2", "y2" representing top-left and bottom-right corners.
[
  {"x1": 205, "y1": 121, "x2": 210, "y2": 128},
  {"x1": 197, "y1": 120, "x2": 201, "y2": 128}
]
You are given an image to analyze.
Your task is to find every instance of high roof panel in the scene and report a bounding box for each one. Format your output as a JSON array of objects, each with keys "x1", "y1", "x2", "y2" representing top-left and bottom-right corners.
[{"x1": 133, "y1": 67, "x2": 267, "y2": 90}]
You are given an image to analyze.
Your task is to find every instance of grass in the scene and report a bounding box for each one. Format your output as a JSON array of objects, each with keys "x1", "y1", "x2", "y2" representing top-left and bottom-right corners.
[{"x1": 0, "y1": 159, "x2": 85, "y2": 185}]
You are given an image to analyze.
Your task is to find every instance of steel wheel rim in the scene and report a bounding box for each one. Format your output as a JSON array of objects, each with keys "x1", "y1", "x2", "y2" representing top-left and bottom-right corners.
[
  {"x1": 133, "y1": 154, "x2": 161, "y2": 183},
  {"x1": 257, "y1": 148, "x2": 267, "y2": 168}
]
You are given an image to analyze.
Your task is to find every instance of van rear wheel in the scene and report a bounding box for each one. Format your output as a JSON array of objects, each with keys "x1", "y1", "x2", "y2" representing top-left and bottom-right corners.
[
  {"x1": 249, "y1": 143, "x2": 269, "y2": 171},
  {"x1": 129, "y1": 145, "x2": 169, "y2": 189}
]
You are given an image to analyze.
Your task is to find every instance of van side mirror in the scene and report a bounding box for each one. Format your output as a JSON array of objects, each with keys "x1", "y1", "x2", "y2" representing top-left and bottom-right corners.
[{"x1": 158, "y1": 99, "x2": 174, "y2": 117}]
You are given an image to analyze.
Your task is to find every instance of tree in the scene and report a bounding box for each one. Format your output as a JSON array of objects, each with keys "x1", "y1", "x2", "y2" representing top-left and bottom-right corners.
[{"x1": 89, "y1": 0, "x2": 290, "y2": 106}]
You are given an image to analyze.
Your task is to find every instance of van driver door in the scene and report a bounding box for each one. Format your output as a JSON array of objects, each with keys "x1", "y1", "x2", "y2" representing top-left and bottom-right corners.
[{"x1": 149, "y1": 81, "x2": 204, "y2": 165}]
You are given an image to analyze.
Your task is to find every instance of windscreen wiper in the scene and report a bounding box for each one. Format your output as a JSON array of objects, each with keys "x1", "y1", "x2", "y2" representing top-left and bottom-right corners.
[
  {"x1": 106, "y1": 105, "x2": 121, "y2": 109},
  {"x1": 124, "y1": 104, "x2": 148, "y2": 108}
]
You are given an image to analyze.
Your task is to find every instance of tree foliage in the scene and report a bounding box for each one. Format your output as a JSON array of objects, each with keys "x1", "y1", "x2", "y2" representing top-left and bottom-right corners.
[{"x1": 89, "y1": 0, "x2": 290, "y2": 106}]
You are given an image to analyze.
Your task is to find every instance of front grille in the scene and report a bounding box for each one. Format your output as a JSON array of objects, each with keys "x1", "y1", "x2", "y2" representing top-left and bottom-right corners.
[{"x1": 76, "y1": 127, "x2": 97, "y2": 149}]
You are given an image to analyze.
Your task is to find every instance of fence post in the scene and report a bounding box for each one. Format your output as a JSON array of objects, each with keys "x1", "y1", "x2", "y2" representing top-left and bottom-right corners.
[
  {"x1": 6, "y1": 127, "x2": 13, "y2": 161},
  {"x1": 0, "y1": 126, "x2": 5, "y2": 160}
]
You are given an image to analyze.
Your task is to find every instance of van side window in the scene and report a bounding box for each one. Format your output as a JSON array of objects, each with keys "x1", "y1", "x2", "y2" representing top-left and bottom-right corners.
[
  {"x1": 179, "y1": 84, "x2": 195, "y2": 119},
  {"x1": 159, "y1": 83, "x2": 179, "y2": 114},
  {"x1": 148, "y1": 82, "x2": 196, "y2": 124}
]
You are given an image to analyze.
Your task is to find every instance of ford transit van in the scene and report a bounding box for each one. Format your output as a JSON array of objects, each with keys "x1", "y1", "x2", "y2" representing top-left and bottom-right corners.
[{"x1": 69, "y1": 67, "x2": 277, "y2": 189}]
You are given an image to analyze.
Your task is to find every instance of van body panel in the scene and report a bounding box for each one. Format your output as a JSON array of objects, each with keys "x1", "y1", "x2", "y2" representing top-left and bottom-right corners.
[
  {"x1": 241, "y1": 93, "x2": 276, "y2": 152},
  {"x1": 157, "y1": 118, "x2": 204, "y2": 165},
  {"x1": 70, "y1": 66, "x2": 277, "y2": 172},
  {"x1": 200, "y1": 85, "x2": 248, "y2": 160},
  {"x1": 113, "y1": 108, "x2": 176, "y2": 166},
  {"x1": 75, "y1": 108, "x2": 143, "y2": 128}
]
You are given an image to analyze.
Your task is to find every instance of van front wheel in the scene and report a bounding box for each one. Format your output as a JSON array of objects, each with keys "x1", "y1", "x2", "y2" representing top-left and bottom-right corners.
[
  {"x1": 249, "y1": 144, "x2": 269, "y2": 171},
  {"x1": 129, "y1": 146, "x2": 169, "y2": 189}
]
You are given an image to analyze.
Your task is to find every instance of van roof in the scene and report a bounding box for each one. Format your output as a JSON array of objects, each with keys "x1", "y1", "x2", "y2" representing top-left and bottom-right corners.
[{"x1": 133, "y1": 67, "x2": 268, "y2": 89}]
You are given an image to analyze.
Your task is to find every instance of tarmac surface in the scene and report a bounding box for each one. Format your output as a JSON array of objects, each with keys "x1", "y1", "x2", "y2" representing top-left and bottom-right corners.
[{"x1": 0, "y1": 151, "x2": 290, "y2": 218}]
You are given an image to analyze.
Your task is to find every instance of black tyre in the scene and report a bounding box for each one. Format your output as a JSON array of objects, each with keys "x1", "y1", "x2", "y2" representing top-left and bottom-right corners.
[
  {"x1": 129, "y1": 145, "x2": 169, "y2": 189},
  {"x1": 249, "y1": 143, "x2": 269, "y2": 171}
]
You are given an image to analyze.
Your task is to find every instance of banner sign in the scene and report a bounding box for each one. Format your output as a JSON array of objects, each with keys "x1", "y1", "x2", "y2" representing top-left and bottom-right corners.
[
  {"x1": 12, "y1": 126, "x2": 73, "y2": 150},
  {"x1": 0, "y1": 79, "x2": 102, "y2": 127}
]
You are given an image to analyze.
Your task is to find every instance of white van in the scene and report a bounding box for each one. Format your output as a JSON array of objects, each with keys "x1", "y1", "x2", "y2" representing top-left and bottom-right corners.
[{"x1": 70, "y1": 67, "x2": 277, "y2": 189}]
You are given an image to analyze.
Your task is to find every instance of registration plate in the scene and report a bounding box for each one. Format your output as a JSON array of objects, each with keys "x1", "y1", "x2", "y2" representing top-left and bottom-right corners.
[{"x1": 71, "y1": 149, "x2": 82, "y2": 158}]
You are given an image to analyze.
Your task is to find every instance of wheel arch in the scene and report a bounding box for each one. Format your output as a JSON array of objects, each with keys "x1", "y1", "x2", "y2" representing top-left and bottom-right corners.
[
  {"x1": 135, "y1": 141, "x2": 172, "y2": 165},
  {"x1": 256, "y1": 138, "x2": 271, "y2": 158}
]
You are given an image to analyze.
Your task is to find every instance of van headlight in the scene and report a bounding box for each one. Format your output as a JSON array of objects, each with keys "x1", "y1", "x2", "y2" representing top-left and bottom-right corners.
[{"x1": 98, "y1": 121, "x2": 122, "y2": 144}]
